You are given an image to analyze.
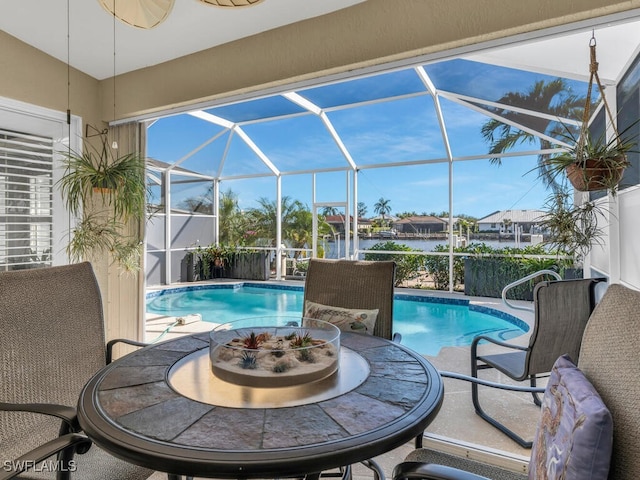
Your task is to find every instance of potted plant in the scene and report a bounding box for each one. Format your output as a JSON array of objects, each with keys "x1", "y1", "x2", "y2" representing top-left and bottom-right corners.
[
  {"x1": 58, "y1": 136, "x2": 147, "y2": 271},
  {"x1": 206, "y1": 244, "x2": 228, "y2": 268},
  {"x1": 543, "y1": 124, "x2": 635, "y2": 194}
]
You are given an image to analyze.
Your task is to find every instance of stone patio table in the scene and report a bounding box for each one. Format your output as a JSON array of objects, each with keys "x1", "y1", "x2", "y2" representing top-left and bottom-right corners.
[{"x1": 78, "y1": 331, "x2": 443, "y2": 479}]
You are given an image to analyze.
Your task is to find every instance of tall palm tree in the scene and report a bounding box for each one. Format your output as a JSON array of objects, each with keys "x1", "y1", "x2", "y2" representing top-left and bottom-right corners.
[
  {"x1": 373, "y1": 197, "x2": 392, "y2": 225},
  {"x1": 357, "y1": 202, "x2": 368, "y2": 218},
  {"x1": 481, "y1": 78, "x2": 587, "y2": 193}
]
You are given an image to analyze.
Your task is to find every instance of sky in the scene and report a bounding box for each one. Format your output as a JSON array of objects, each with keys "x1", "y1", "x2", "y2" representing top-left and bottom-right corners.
[{"x1": 146, "y1": 59, "x2": 591, "y2": 220}]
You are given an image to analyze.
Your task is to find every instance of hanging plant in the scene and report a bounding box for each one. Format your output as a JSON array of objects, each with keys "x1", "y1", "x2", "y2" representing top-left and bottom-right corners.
[
  {"x1": 537, "y1": 187, "x2": 607, "y2": 264},
  {"x1": 58, "y1": 139, "x2": 147, "y2": 220},
  {"x1": 544, "y1": 125, "x2": 634, "y2": 194},
  {"x1": 58, "y1": 133, "x2": 147, "y2": 272},
  {"x1": 543, "y1": 35, "x2": 637, "y2": 194}
]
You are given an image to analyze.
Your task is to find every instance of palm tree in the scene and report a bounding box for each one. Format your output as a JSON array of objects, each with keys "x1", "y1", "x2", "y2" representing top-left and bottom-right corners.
[
  {"x1": 321, "y1": 206, "x2": 339, "y2": 216},
  {"x1": 245, "y1": 196, "x2": 330, "y2": 250},
  {"x1": 481, "y1": 78, "x2": 586, "y2": 193},
  {"x1": 218, "y1": 189, "x2": 245, "y2": 245},
  {"x1": 457, "y1": 218, "x2": 470, "y2": 237},
  {"x1": 501, "y1": 218, "x2": 513, "y2": 234},
  {"x1": 287, "y1": 209, "x2": 331, "y2": 258},
  {"x1": 245, "y1": 196, "x2": 300, "y2": 246},
  {"x1": 373, "y1": 197, "x2": 392, "y2": 226},
  {"x1": 357, "y1": 202, "x2": 368, "y2": 218}
]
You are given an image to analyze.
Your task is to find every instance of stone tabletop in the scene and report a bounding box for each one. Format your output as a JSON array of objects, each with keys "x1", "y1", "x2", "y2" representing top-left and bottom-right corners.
[{"x1": 78, "y1": 332, "x2": 443, "y2": 478}]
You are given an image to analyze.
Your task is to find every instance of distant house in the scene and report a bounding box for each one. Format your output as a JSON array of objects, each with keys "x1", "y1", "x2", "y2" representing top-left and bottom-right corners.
[
  {"x1": 369, "y1": 214, "x2": 398, "y2": 226},
  {"x1": 393, "y1": 215, "x2": 448, "y2": 234},
  {"x1": 324, "y1": 215, "x2": 371, "y2": 234},
  {"x1": 357, "y1": 217, "x2": 372, "y2": 233},
  {"x1": 477, "y1": 210, "x2": 546, "y2": 234}
]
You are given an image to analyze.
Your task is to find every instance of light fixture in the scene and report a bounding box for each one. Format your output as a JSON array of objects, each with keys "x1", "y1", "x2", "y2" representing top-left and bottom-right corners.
[
  {"x1": 198, "y1": 0, "x2": 264, "y2": 6},
  {"x1": 98, "y1": 0, "x2": 264, "y2": 30},
  {"x1": 98, "y1": 0, "x2": 175, "y2": 29}
]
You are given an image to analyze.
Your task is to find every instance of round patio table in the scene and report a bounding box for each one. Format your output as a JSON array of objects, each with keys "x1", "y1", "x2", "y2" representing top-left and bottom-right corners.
[{"x1": 78, "y1": 331, "x2": 443, "y2": 479}]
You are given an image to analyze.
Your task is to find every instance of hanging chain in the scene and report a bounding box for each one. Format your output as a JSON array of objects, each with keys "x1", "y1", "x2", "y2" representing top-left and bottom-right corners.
[{"x1": 577, "y1": 32, "x2": 620, "y2": 160}]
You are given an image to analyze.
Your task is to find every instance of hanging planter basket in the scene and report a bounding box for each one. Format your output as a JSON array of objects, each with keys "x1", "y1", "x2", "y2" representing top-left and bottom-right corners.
[
  {"x1": 558, "y1": 35, "x2": 635, "y2": 193},
  {"x1": 566, "y1": 156, "x2": 627, "y2": 192}
]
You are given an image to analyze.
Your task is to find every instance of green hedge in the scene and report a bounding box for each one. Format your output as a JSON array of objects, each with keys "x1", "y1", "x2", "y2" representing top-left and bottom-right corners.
[{"x1": 363, "y1": 241, "x2": 424, "y2": 286}]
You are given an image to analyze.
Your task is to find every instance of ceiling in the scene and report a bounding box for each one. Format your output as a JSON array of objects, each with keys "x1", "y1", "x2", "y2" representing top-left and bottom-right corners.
[
  {"x1": 2, "y1": 2, "x2": 640, "y2": 86},
  {"x1": 466, "y1": 17, "x2": 640, "y2": 85},
  {"x1": 0, "y1": 0, "x2": 365, "y2": 80}
]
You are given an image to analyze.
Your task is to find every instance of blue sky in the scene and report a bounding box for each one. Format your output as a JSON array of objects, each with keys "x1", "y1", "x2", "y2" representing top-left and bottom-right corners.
[{"x1": 147, "y1": 59, "x2": 590, "y2": 219}]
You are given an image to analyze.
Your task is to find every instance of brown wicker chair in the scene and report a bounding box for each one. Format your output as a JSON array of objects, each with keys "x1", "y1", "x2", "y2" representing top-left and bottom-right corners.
[
  {"x1": 303, "y1": 258, "x2": 398, "y2": 480},
  {"x1": 303, "y1": 258, "x2": 397, "y2": 340},
  {"x1": 0, "y1": 262, "x2": 152, "y2": 480},
  {"x1": 471, "y1": 277, "x2": 603, "y2": 447},
  {"x1": 392, "y1": 283, "x2": 640, "y2": 480}
]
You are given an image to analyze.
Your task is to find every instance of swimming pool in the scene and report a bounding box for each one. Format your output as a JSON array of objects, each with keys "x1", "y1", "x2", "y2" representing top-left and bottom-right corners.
[{"x1": 146, "y1": 283, "x2": 528, "y2": 356}]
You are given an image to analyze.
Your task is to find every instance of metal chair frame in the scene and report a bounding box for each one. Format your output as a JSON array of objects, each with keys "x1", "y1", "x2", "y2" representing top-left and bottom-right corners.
[{"x1": 470, "y1": 277, "x2": 604, "y2": 447}]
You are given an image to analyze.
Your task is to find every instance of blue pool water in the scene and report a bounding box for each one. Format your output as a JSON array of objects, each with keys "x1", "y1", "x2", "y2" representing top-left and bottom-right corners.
[{"x1": 146, "y1": 283, "x2": 528, "y2": 356}]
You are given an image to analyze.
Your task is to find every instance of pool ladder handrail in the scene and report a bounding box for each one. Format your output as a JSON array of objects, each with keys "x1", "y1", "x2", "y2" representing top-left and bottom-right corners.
[{"x1": 502, "y1": 269, "x2": 562, "y2": 312}]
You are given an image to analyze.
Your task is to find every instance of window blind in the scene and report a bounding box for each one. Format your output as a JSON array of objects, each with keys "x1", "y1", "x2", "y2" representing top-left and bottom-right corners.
[{"x1": 0, "y1": 128, "x2": 53, "y2": 270}]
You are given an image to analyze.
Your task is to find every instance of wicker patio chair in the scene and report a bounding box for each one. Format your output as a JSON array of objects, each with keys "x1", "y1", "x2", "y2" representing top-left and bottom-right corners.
[
  {"x1": 303, "y1": 258, "x2": 397, "y2": 340},
  {"x1": 392, "y1": 283, "x2": 640, "y2": 480},
  {"x1": 0, "y1": 262, "x2": 153, "y2": 480},
  {"x1": 471, "y1": 277, "x2": 603, "y2": 447},
  {"x1": 303, "y1": 258, "x2": 397, "y2": 480}
]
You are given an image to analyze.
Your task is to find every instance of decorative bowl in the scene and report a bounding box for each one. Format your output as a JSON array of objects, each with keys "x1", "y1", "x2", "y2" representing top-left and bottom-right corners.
[{"x1": 209, "y1": 316, "x2": 340, "y2": 388}]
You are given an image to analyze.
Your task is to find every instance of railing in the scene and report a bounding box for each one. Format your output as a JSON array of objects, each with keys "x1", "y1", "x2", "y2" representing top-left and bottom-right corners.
[{"x1": 501, "y1": 269, "x2": 562, "y2": 312}]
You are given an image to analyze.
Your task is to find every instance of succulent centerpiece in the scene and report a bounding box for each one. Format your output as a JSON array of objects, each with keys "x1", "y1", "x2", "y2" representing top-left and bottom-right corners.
[{"x1": 209, "y1": 317, "x2": 340, "y2": 388}]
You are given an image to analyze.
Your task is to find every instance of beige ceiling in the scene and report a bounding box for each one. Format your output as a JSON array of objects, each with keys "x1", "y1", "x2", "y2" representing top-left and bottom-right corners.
[{"x1": 0, "y1": 0, "x2": 365, "y2": 80}]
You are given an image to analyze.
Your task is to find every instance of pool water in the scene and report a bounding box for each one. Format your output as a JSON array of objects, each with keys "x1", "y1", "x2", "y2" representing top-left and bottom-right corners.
[{"x1": 146, "y1": 284, "x2": 528, "y2": 356}]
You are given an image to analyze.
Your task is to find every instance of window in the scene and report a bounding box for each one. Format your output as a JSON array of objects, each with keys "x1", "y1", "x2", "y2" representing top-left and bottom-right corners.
[
  {"x1": 0, "y1": 129, "x2": 53, "y2": 270},
  {"x1": 617, "y1": 50, "x2": 640, "y2": 190}
]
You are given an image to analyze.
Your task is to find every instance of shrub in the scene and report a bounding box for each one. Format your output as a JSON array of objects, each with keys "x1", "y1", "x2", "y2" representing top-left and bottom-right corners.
[{"x1": 363, "y1": 241, "x2": 424, "y2": 286}]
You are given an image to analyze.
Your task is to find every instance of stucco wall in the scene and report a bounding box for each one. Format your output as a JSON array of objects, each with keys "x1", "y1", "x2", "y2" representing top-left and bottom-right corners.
[
  {"x1": 618, "y1": 188, "x2": 640, "y2": 289},
  {"x1": 0, "y1": 30, "x2": 103, "y2": 132},
  {"x1": 590, "y1": 187, "x2": 640, "y2": 290}
]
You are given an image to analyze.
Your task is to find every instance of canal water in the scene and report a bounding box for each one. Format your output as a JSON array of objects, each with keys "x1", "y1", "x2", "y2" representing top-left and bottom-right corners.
[{"x1": 324, "y1": 237, "x2": 532, "y2": 259}]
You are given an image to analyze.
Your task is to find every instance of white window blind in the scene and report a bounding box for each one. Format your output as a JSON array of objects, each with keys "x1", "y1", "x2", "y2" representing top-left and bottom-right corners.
[{"x1": 0, "y1": 128, "x2": 53, "y2": 270}]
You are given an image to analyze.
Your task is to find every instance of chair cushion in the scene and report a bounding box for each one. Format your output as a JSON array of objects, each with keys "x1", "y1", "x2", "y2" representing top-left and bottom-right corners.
[
  {"x1": 528, "y1": 354, "x2": 612, "y2": 480},
  {"x1": 303, "y1": 300, "x2": 378, "y2": 335}
]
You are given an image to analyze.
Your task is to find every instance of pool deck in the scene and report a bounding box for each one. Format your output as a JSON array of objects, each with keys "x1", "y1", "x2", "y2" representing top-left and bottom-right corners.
[{"x1": 145, "y1": 279, "x2": 538, "y2": 479}]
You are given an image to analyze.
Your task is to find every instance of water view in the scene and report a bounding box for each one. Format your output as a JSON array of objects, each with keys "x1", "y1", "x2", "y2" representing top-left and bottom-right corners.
[{"x1": 325, "y1": 237, "x2": 537, "y2": 259}]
